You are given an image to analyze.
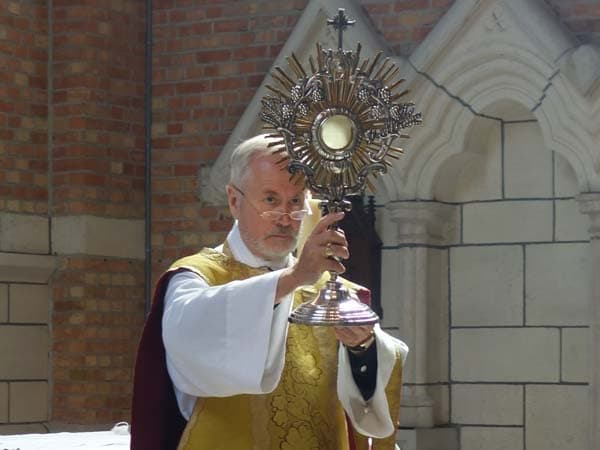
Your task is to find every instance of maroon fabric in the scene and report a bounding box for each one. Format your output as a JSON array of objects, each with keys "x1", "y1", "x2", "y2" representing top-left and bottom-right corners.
[{"x1": 130, "y1": 270, "x2": 186, "y2": 450}]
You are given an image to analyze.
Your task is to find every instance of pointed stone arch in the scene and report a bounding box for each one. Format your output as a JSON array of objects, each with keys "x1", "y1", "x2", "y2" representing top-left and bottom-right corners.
[
  {"x1": 202, "y1": 0, "x2": 392, "y2": 205},
  {"x1": 389, "y1": 10, "x2": 600, "y2": 200}
]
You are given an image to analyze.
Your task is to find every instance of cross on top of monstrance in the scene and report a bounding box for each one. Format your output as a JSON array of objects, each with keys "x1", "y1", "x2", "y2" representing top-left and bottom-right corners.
[
  {"x1": 260, "y1": 7, "x2": 423, "y2": 326},
  {"x1": 327, "y1": 8, "x2": 356, "y2": 51}
]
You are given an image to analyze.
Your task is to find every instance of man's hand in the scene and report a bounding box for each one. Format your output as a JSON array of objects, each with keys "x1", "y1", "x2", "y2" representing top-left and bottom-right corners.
[
  {"x1": 276, "y1": 211, "x2": 349, "y2": 299},
  {"x1": 334, "y1": 325, "x2": 375, "y2": 349}
]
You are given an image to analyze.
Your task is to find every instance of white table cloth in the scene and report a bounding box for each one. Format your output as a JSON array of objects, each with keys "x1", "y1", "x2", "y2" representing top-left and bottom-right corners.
[{"x1": 0, "y1": 427, "x2": 130, "y2": 450}]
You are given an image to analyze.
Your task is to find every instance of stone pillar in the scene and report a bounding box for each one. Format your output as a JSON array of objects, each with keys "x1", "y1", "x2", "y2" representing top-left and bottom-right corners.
[
  {"x1": 578, "y1": 193, "x2": 600, "y2": 450},
  {"x1": 387, "y1": 201, "x2": 458, "y2": 428}
]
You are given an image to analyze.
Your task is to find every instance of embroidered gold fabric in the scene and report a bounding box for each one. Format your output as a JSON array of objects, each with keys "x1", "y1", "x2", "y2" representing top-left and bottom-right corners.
[{"x1": 168, "y1": 248, "x2": 402, "y2": 450}]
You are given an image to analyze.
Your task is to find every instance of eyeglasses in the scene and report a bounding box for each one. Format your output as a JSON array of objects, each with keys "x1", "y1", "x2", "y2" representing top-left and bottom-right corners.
[{"x1": 231, "y1": 185, "x2": 310, "y2": 221}]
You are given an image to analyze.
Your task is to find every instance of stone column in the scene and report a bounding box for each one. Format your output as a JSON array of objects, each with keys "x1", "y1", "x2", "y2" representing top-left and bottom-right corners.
[
  {"x1": 578, "y1": 193, "x2": 600, "y2": 450},
  {"x1": 386, "y1": 201, "x2": 458, "y2": 428}
]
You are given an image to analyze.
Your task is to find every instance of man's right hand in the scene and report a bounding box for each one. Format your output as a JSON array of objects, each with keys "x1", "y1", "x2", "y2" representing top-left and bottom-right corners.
[{"x1": 276, "y1": 211, "x2": 349, "y2": 300}]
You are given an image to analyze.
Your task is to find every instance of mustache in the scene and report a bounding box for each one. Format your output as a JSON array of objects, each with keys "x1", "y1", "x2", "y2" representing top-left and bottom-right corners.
[{"x1": 267, "y1": 225, "x2": 297, "y2": 237}]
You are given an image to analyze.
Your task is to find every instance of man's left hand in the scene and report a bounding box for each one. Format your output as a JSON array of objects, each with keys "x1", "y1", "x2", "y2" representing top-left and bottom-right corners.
[{"x1": 334, "y1": 325, "x2": 375, "y2": 348}]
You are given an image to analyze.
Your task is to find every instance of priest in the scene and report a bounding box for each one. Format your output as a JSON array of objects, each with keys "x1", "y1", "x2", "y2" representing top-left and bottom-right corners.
[{"x1": 130, "y1": 134, "x2": 408, "y2": 450}]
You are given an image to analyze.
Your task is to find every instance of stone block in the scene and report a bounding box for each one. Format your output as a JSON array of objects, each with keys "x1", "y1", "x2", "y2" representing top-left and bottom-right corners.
[
  {"x1": 376, "y1": 207, "x2": 397, "y2": 248},
  {"x1": 0, "y1": 213, "x2": 49, "y2": 254},
  {"x1": 554, "y1": 152, "x2": 579, "y2": 197},
  {"x1": 400, "y1": 385, "x2": 435, "y2": 427},
  {"x1": 460, "y1": 426, "x2": 524, "y2": 450},
  {"x1": 0, "y1": 252, "x2": 56, "y2": 283},
  {"x1": 397, "y1": 427, "x2": 459, "y2": 450},
  {"x1": 451, "y1": 246, "x2": 523, "y2": 326},
  {"x1": 504, "y1": 122, "x2": 552, "y2": 198},
  {"x1": 9, "y1": 284, "x2": 48, "y2": 324},
  {"x1": 463, "y1": 201, "x2": 552, "y2": 243},
  {"x1": 555, "y1": 199, "x2": 590, "y2": 242},
  {"x1": 525, "y1": 244, "x2": 589, "y2": 325},
  {"x1": 0, "y1": 383, "x2": 7, "y2": 423},
  {"x1": 450, "y1": 118, "x2": 502, "y2": 202},
  {"x1": 381, "y1": 250, "x2": 402, "y2": 328},
  {"x1": 52, "y1": 215, "x2": 144, "y2": 259},
  {"x1": 0, "y1": 284, "x2": 7, "y2": 323},
  {"x1": 451, "y1": 328, "x2": 559, "y2": 382},
  {"x1": 451, "y1": 384, "x2": 523, "y2": 425},
  {"x1": 526, "y1": 385, "x2": 588, "y2": 450},
  {"x1": 562, "y1": 327, "x2": 589, "y2": 383},
  {"x1": 428, "y1": 384, "x2": 449, "y2": 425},
  {"x1": 9, "y1": 382, "x2": 48, "y2": 422},
  {"x1": 0, "y1": 326, "x2": 49, "y2": 379},
  {"x1": 426, "y1": 248, "x2": 449, "y2": 383},
  {"x1": 438, "y1": 117, "x2": 502, "y2": 203}
]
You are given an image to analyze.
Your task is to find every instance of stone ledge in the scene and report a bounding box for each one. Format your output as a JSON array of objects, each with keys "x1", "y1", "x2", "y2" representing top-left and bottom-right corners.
[
  {"x1": 51, "y1": 215, "x2": 144, "y2": 259},
  {"x1": 0, "y1": 252, "x2": 56, "y2": 283}
]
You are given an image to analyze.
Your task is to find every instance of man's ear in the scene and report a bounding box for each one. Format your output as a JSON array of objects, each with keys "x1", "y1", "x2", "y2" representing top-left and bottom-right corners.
[{"x1": 226, "y1": 184, "x2": 240, "y2": 219}]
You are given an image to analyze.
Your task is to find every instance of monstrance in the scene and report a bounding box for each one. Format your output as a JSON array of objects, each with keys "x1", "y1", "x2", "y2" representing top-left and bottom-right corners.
[{"x1": 260, "y1": 8, "x2": 422, "y2": 326}]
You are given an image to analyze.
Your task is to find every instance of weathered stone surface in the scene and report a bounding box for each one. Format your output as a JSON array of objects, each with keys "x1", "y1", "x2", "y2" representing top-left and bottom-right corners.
[
  {"x1": 526, "y1": 385, "x2": 589, "y2": 450},
  {"x1": 0, "y1": 326, "x2": 48, "y2": 379},
  {"x1": 463, "y1": 201, "x2": 553, "y2": 243},
  {"x1": 0, "y1": 213, "x2": 49, "y2": 254},
  {"x1": 562, "y1": 327, "x2": 590, "y2": 383},
  {"x1": 526, "y1": 243, "x2": 590, "y2": 325},
  {"x1": 52, "y1": 215, "x2": 144, "y2": 259},
  {"x1": 452, "y1": 384, "x2": 523, "y2": 425},
  {"x1": 0, "y1": 284, "x2": 7, "y2": 323},
  {"x1": 451, "y1": 246, "x2": 523, "y2": 326},
  {"x1": 460, "y1": 426, "x2": 524, "y2": 450},
  {"x1": 9, "y1": 381, "x2": 48, "y2": 422},
  {"x1": 9, "y1": 284, "x2": 48, "y2": 324},
  {"x1": 0, "y1": 383, "x2": 7, "y2": 423},
  {"x1": 504, "y1": 122, "x2": 552, "y2": 198},
  {"x1": 555, "y1": 198, "x2": 590, "y2": 242},
  {"x1": 451, "y1": 328, "x2": 559, "y2": 382}
]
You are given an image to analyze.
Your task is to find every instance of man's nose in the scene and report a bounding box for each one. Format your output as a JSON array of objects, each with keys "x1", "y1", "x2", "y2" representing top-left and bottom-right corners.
[{"x1": 275, "y1": 212, "x2": 293, "y2": 226}]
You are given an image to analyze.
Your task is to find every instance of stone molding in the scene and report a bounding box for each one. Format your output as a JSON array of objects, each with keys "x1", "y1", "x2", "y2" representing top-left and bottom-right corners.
[
  {"x1": 0, "y1": 212, "x2": 49, "y2": 254},
  {"x1": 0, "y1": 252, "x2": 56, "y2": 283},
  {"x1": 385, "y1": 201, "x2": 457, "y2": 428},
  {"x1": 577, "y1": 192, "x2": 600, "y2": 240},
  {"x1": 577, "y1": 192, "x2": 600, "y2": 450},
  {"x1": 387, "y1": 201, "x2": 459, "y2": 246},
  {"x1": 51, "y1": 215, "x2": 145, "y2": 260}
]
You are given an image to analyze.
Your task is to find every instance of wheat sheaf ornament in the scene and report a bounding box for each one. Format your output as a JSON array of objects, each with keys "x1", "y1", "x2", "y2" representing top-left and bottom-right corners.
[{"x1": 261, "y1": 8, "x2": 422, "y2": 207}]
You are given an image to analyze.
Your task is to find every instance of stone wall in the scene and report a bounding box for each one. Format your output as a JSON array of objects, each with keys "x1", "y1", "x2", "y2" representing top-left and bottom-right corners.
[{"x1": 446, "y1": 119, "x2": 590, "y2": 450}]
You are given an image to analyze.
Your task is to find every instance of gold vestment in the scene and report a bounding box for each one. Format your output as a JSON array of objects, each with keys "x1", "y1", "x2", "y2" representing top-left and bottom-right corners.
[{"x1": 169, "y1": 248, "x2": 403, "y2": 450}]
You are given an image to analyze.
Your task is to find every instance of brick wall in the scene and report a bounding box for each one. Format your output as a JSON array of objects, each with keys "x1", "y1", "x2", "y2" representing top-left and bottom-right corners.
[
  {"x1": 52, "y1": 2, "x2": 145, "y2": 218},
  {"x1": 52, "y1": 257, "x2": 144, "y2": 424},
  {"x1": 0, "y1": 1, "x2": 48, "y2": 215},
  {"x1": 49, "y1": 0, "x2": 147, "y2": 426},
  {"x1": 151, "y1": 0, "x2": 309, "y2": 277}
]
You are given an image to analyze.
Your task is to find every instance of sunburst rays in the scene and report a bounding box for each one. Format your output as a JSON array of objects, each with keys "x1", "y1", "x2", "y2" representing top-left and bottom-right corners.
[{"x1": 260, "y1": 42, "x2": 421, "y2": 201}]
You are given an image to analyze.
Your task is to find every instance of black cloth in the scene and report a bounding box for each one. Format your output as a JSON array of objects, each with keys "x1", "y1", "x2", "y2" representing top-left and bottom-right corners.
[{"x1": 348, "y1": 343, "x2": 378, "y2": 401}]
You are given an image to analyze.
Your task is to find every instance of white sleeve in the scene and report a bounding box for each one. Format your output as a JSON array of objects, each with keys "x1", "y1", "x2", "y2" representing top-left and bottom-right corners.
[
  {"x1": 162, "y1": 269, "x2": 293, "y2": 401},
  {"x1": 336, "y1": 325, "x2": 409, "y2": 438}
]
